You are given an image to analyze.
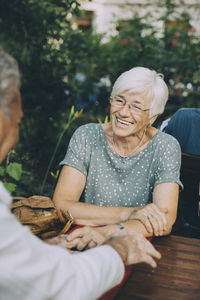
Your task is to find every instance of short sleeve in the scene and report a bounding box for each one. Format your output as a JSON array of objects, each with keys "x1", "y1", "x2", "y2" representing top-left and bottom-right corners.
[
  {"x1": 60, "y1": 126, "x2": 91, "y2": 176},
  {"x1": 154, "y1": 136, "x2": 183, "y2": 189}
]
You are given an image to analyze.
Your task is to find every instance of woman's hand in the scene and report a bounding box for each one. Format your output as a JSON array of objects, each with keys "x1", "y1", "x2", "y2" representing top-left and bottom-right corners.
[
  {"x1": 129, "y1": 203, "x2": 168, "y2": 236},
  {"x1": 66, "y1": 226, "x2": 108, "y2": 251}
]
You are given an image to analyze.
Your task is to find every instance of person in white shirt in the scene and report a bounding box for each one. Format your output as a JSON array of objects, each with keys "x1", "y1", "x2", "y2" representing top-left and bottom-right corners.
[{"x1": 0, "y1": 48, "x2": 161, "y2": 300}]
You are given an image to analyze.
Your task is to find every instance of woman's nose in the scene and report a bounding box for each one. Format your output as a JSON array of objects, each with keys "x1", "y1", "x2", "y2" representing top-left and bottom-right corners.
[{"x1": 119, "y1": 104, "x2": 131, "y2": 116}]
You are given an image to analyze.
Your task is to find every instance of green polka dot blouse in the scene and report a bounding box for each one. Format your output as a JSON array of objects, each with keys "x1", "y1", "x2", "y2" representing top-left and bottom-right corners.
[{"x1": 60, "y1": 123, "x2": 183, "y2": 207}]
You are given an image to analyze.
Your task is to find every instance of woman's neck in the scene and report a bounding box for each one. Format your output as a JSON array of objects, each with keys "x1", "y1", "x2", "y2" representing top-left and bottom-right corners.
[
  {"x1": 102, "y1": 123, "x2": 158, "y2": 157},
  {"x1": 112, "y1": 128, "x2": 147, "y2": 157}
]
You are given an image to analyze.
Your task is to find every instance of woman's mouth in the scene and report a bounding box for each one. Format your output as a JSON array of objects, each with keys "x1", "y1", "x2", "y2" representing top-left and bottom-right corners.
[{"x1": 116, "y1": 117, "x2": 133, "y2": 126}]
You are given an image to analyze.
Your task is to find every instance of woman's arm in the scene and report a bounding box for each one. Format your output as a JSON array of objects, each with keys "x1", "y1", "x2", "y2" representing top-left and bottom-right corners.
[
  {"x1": 152, "y1": 182, "x2": 179, "y2": 234},
  {"x1": 53, "y1": 165, "x2": 136, "y2": 226},
  {"x1": 65, "y1": 182, "x2": 179, "y2": 249},
  {"x1": 116, "y1": 182, "x2": 179, "y2": 237}
]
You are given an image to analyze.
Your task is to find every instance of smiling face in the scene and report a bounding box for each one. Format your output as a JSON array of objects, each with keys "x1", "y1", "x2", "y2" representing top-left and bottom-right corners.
[{"x1": 110, "y1": 91, "x2": 155, "y2": 138}]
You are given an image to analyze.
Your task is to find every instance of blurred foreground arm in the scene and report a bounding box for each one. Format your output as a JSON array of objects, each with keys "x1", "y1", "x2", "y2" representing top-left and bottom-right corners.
[
  {"x1": 0, "y1": 194, "x2": 124, "y2": 300},
  {"x1": 1, "y1": 184, "x2": 160, "y2": 300}
]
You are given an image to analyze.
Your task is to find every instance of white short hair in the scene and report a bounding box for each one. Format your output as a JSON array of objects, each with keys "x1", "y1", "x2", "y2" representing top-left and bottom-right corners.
[{"x1": 110, "y1": 67, "x2": 169, "y2": 118}]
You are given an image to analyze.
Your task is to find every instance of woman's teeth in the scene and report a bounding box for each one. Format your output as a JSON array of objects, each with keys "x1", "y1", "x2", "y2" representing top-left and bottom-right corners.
[{"x1": 117, "y1": 118, "x2": 132, "y2": 126}]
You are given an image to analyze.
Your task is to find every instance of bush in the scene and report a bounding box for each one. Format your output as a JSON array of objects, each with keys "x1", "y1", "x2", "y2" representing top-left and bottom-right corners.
[{"x1": 0, "y1": 0, "x2": 199, "y2": 196}]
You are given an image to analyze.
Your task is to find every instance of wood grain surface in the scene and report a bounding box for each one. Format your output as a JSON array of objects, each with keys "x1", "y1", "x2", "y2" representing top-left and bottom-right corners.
[{"x1": 115, "y1": 235, "x2": 200, "y2": 300}]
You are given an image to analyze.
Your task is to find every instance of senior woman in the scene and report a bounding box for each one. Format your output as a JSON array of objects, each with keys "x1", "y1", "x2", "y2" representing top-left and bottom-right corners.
[
  {"x1": 0, "y1": 49, "x2": 162, "y2": 300},
  {"x1": 53, "y1": 66, "x2": 182, "y2": 250}
]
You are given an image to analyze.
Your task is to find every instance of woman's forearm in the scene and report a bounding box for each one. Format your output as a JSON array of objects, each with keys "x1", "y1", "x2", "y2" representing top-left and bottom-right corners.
[
  {"x1": 124, "y1": 219, "x2": 173, "y2": 237},
  {"x1": 101, "y1": 217, "x2": 173, "y2": 240},
  {"x1": 64, "y1": 216, "x2": 173, "y2": 251},
  {"x1": 54, "y1": 198, "x2": 173, "y2": 236},
  {"x1": 54, "y1": 199, "x2": 137, "y2": 226}
]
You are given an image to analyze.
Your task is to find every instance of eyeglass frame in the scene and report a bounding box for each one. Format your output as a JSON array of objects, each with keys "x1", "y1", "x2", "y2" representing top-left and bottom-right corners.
[{"x1": 110, "y1": 95, "x2": 151, "y2": 115}]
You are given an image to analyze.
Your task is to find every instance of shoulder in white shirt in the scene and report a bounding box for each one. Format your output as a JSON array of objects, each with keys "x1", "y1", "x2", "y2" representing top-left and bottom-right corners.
[{"x1": 0, "y1": 182, "x2": 124, "y2": 300}]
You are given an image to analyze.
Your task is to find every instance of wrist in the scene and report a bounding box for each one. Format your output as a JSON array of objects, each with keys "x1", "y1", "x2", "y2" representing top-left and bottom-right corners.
[
  {"x1": 104, "y1": 236, "x2": 127, "y2": 264},
  {"x1": 120, "y1": 207, "x2": 135, "y2": 222},
  {"x1": 128, "y1": 206, "x2": 143, "y2": 220},
  {"x1": 100, "y1": 224, "x2": 119, "y2": 237}
]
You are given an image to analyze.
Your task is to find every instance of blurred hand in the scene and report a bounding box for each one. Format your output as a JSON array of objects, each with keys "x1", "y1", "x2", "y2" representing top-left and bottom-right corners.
[
  {"x1": 66, "y1": 226, "x2": 106, "y2": 251},
  {"x1": 129, "y1": 203, "x2": 168, "y2": 236},
  {"x1": 104, "y1": 229, "x2": 161, "y2": 268},
  {"x1": 44, "y1": 235, "x2": 76, "y2": 253}
]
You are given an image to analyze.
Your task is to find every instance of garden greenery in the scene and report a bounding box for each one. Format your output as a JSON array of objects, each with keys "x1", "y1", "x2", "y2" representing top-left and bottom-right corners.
[{"x1": 0, "y1": 0, "x2": 199, "y2": 196}]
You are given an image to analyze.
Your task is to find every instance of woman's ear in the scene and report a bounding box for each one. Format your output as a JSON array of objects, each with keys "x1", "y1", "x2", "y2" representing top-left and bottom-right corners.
[{"x1": 149, "y1": 114, "x2": 158, "y2": 126}]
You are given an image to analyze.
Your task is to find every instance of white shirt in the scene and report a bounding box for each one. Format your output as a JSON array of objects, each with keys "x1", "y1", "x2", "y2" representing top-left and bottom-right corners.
[{"x1": 0, "y1": 182, "x2": 124, "y2": 300}]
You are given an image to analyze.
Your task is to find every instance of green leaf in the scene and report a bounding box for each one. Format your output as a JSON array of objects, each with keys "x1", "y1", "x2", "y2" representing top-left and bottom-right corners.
[
  {"x1": 0, "y1": 166, "x2": 5, "y2": 177},
  {"x1": 3, "y1": 182, "x2": 16, "y2": 193},
  {"x1": 6, "y1": 163, "x2": 22, "y2": 181}
]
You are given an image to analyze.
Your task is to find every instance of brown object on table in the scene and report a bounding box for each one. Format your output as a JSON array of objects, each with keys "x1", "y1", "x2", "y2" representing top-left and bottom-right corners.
[
  {"x1": 11, "y1": 195, "x2": 65, "y2": 239},
  {"x1": 58, "y1": 210, "x2": 75, "y2": 234},
  {"x1": 115, "y1": 235, "x2": 200, "y2": 300}
]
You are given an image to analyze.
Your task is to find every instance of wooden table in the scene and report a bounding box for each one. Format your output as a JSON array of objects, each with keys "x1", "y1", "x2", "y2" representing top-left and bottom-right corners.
[{"x1": 115, "y1": 235, "x2": 200, "y2": 300}]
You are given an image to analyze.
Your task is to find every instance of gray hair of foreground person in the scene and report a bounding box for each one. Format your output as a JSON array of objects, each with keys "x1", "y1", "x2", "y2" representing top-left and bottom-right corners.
[
  {"x1": 110, "y1": 66, "x2": 169, "y2": 118},
  {"x1": 0, "y1": 48, "x2": 20, "y2": 116}
]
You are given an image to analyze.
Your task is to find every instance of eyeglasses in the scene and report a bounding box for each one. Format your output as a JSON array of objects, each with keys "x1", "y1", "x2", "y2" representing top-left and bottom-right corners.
[{"x1": 110, "y1": 96, "x2": 150, "y2": 115}]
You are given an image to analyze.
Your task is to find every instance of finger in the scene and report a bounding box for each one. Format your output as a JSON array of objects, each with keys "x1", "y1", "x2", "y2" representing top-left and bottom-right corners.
[
  {"x1": 140, "y1": 215, "x2": 154, "y2": 233},
  {"x1": 145, "y1": 242, "x2": 162, "y2": 259},
  {"x1": 153, "y1": 211, "x2": 167, "y2": 235},
  {"x1": 145, "y1": 214, "x2": 160, "y2": 235},
  {"x1": 147, "y1": 206, "x2": 166, "y2": 235},
  {"x1": 147, "y1": 214, "x2": 161, "y2": 236},
  {"x1": 65, "y1": 238, "x2": 81, "y2": 249},
  {"x1": 67, "y1": 227, "x2": 88, "y2": 242},
  {"x1": 77, "y1": 235, "x2": 92, "y2": 251},
  {"x1": 87, "y1": 241, "x2": 97, "y2": 249},
  {"x1": 154, "y1": 210, "x2": 167, "y2": 231},
  {"x1": 151, "y1": 205, "x2": 168, "y2": 229},
  {"x1": 156, "y1": 215, "x2": 166, "y2": 236},
  {"x1": 142, "y1": 254, "x2": 158, "y2": 268}
]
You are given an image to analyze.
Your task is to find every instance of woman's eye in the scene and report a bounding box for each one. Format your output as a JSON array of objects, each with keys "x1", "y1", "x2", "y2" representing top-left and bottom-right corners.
[
  {"x1": 116, "y1": 98, "x2": 124, "y2": 104},
  {"x1": 116, "y1": 98, "x2": 123, "y2": 102},
  {"x1": 132, "y1": 104, "x2": 142, "y2": 111}
]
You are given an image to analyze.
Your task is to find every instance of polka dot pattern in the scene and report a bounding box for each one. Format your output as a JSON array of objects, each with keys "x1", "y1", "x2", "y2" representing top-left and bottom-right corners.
[{"x1": 60, "y1": 123, "x2": 183, "y2": 207}]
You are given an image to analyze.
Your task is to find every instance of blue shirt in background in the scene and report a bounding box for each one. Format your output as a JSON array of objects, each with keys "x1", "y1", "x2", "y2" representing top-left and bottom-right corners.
[{"x1": 163, "y1": 108, "x2": 200, "y2": 156}]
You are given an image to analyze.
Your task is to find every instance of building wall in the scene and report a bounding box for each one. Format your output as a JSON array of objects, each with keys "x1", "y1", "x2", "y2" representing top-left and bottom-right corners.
[{"x1": 79, "y1": 0, "x2": 200, "y2": 35}]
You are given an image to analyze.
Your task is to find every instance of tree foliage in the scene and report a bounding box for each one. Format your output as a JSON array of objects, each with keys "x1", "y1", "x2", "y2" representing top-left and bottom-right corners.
[
  {"x1": 0, "y1": 0, "x2": 83, "y2": 195},
  {"x1": 0, "y1": 0, "x2": 200, "y2": 196}
]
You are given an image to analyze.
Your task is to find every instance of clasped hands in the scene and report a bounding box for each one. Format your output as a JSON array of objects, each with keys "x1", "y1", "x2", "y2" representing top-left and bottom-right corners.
[
  {"x1": 45, "y1": 227, "x2": 107, "y2": 252},
  {"x1": 63, "y1": 202, "x2": 167, "y2": 251},
  {"x1": 45, "y1": 203, "x2": 166, "y2": 267},
  {"x1": 45, "y1": 228, "x2": 161, "y2": 268}
]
